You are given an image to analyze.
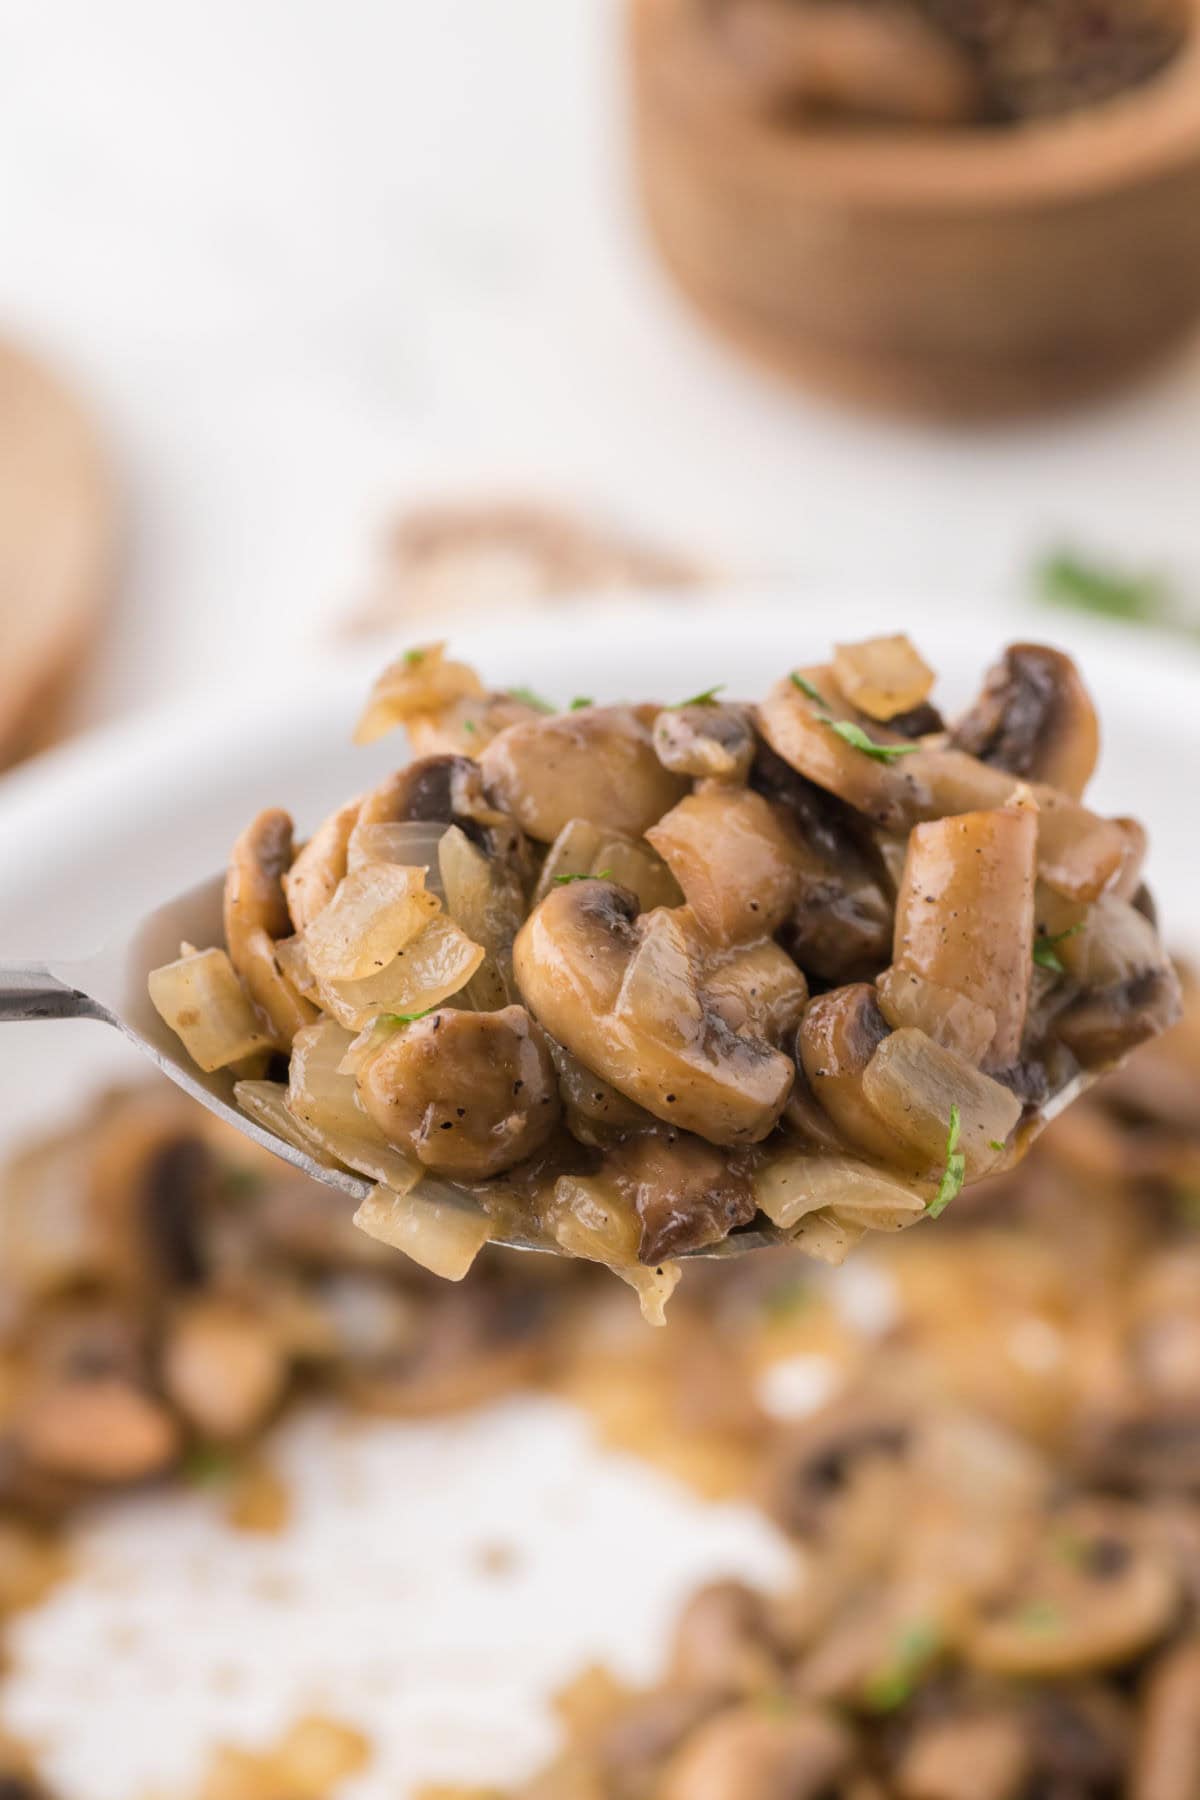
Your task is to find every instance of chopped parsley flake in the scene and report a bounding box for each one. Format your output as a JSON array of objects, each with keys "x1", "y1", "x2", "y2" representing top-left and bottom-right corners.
[
  {"x1": 553, "y1": 869, "x2": 613, "y2": 886},
  {"x1": 988, "y1": 1139, "x2": 1006, "y2": 1153},
  {"x1": 674, "y1": 685, "x2": 725, "y2": 708},
  {"x1": 790, "y1": 672, "x2": 828, "y2": 706},
  {"x1": 182, "y1": 1446, "x2": 236, "y2": 1487},
  {"x1": 927, "y1": 1105, "x2": 966, "y2": 1220},
  {"x1": 379, "y1": 1008, "x2": 436, "y2": 1026},
  {"x1": 569, "y1": 696, "x2": 593, "y2": 711},
  {"x1": 1018, "y1": 1599, "x2": 1062, "y2": 1634},
  {"x1": 1037, "y1": 548, "x2": 1171, "y2": 624},
  {"x1": 462, "y1": 719, "x2": 478, "y2": 735},
  {"x1": 403, "y1": 647, "x2": 426, "y2": 667},
  {"x1": 1033, "y1": 924, "x2": 1083, "y2": 974},
  {"x1": 509, "y1": 685, "x2": 555, "y2": 714},
  {"x1": 863, "y1": 1619, "x2": 942, "y2": 1712},
  {"x1": 826, "y1": 720, "x2": 921, "y2": 763}
]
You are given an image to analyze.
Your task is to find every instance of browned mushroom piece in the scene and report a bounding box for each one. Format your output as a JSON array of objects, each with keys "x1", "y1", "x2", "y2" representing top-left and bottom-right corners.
[
  {"x1": 964, "y1": 1499, "x2": 1180, "y2": 1677},
  {"x1": 702, "y1": 938, "x2": 809, "y2": 1047},
  {"x1": 357, "y1": 1006, "x2": 561, "y2": 1180},
  {"x1": 715, "y1": 0, "x2": 983, "y2": 125},
  {"x1": 224, "y1": 810, "x2": 319, "y2": 1050},
  {"x1": 1134, "y1": 1637, "x2": 1200, "y2": 1800},
  {"x1": 659, "y1": 1703, "x2": 852, "y2": 1800},
  {"x1": 161, "y1": 1297, "x2": 288, "y2": 1441},
  {"x1": 653, "y1": 701, "x2": 757, "y2": 782},
  {"x1": 514, "y1": 883, "x2": 794, "y2": 1145},
  {"x1": 797, "y1": 983, "x2": 901, "y2": 1169},
  {"x1": 892, "y1": 801, "x2": 1036, "y2": 1072},
  {"x1": 647, "y1": 785, "x2": 807, "y2": 944},
  {"x1": 283, "y1": 797, "x2": 361, "y2": 935},
  {"x1": 592, "y1": 1690, "x2": 723, "y2": 1795},
  {"x1": 1024, "y1": 1683, "x2": 1133, "y2": 1794},
  {"x1": 669, "y1": 1580, "x2": 783, "y2": 1697},
  {"x1": 950, "y1": 643, "x2": 1101, "y2": 799},
  {"x1": 758, "y1": 668, "x2": 933, "y2": 832},
  {"x1": 763, "y1": 1397, "x2": 913, "y2": 1540},
  {"x1": 546, "y1": 1037, "x2": 660, "y2": 1147},
  {"x1": 357, "y1": 752, "x2": 528, "y2": 869},
  {"x1": 480, "y1": 705, "x2": 689, "y2": 843},
  {"x1": 606, "y1": 1131, "x2": 758, "y2": 1263},
  {"x1": 893, "y1": 1705, "x2": 1032, "y2": 1800}
]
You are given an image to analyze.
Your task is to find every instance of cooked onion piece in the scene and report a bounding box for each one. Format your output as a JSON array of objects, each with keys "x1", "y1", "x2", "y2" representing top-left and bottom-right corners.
[
  {"x1": 832, "y1": 634, "x2": 935, "y2": 722},
  {"x1": 875, "y1": 965, "x2": 996, "y2": 1065},
  {"x1": 861, "y1": 1029, "x2": 1021, "y2": 1178},
  {"x1": 534, "y1": 817, "x2": 682, "y2": 913},
  {"x1": 149, "y1": 948, "x2": 274, "y2": 1072},
  {"x1": 546, "y1": 1173, "x2": 682, "y2": 1325},
  {"x1": 353, "y1": 642, "x2": 484, "y2": 745},
  {"x1": 233, "y1": 1078, "x2": 338, "y2": 1167},
  {"x1": 312, "y1": 915, "x2": 485, "y2": 1032},
  {"x1": 755, "y1": 1150, "x2": 925, "y2": 1232},
  {"x1": 285, "y1": 1020, "x2": 420, "y2": 1191},
  {"x1": 701, "y1": 938, "x2": 809, "y2": 1046},
  {"x1": 438, "y1": 823, "x2": 526, "y2": 1008},
  {"x1": 352, "y1": 1184, "x2": 491, "y2": 1281},
  {"x1": 346, "y1": 820, "x2": 447, "y2": 884},
  {"x1": 301, "y1": 863, "x2": 439, "y2": 984}
]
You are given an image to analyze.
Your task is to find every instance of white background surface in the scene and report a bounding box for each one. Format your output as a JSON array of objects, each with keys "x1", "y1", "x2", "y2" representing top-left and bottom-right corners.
[{"x1": 2, "y1": 0, "x2": 1200, "y2": 731}]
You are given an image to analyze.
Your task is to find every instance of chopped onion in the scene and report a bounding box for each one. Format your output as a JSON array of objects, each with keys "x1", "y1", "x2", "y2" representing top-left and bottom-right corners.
[
  {"x1": 876, "y1": 966, "x2": 996, "y2": 1066},
  {"x1": 754, "y1": 1150, "x2": 922, "y2": 1231},
  {"x1": 274, "y1": 934, "x2": 319, "y2": 998},
  {"x1": 302, "y1": 862, "x2": 439, "y2": 983},
  {"x1": 547, "y1": 1173, "x2": 681, "y2": 1326},
  {"x1": 614, "y1": 909, "x2": 704, "y2": 1042},
  {"x1": 832, "y1": 634, "x2": 934, "y2": 722},
  {"x1": 353, "y1": 643, "x2": 485, "y2": 745},
  {"x1": 534, "y1": 818, "x2": 681, "y2": 913},
  {"x1": 314, "y1": 915, "x2": 485, "y2": 1031},
  {"x1": 347, "y1": 820, "x2": 448, "y2": 897},
  {"x1": 861, "y1": 1029, "x2": 1020, "y2": 1179},
  {"x1": 790, "y1": 1210, "x2": 864, "y2": 1266},
  {"x1": 286, "y1": 1020, "x2": 420, "y2": 1191},
  {"x1": 234, "y1": 1078, "x2": 338, "y2": 1167},
  {"x1": 1052, "y1": 894, "x2": 1163, "y2": 988},
  {"x1": 148, "y1": 947, "x2": 274, "y2": 1072},
  {"x1": 353, "y1": 1183, "x2": 491, "y2": 1280},
  {"x1": 438, "y1": 824, "x2": 523, "y2": 1006}
]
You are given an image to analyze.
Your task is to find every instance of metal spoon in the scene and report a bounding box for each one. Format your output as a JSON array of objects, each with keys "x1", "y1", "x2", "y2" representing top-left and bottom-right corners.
[{"x1": 0, "y1": 874, "x2": 780, "y2": 1257}]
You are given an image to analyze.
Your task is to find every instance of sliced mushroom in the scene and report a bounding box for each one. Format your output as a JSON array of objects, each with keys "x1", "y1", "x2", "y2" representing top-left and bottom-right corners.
[
  {"x1": 283, "y1": 797, "x2": 361, "y2": 934},
  {"x1": 894, "y1": 1707, "x2": 1031, "y2": 1800},
  {"x1": 669, "y1": 1580, "x2": 782, "y2": 1697},
  {"x1": 893, "y1": 802, "x2": 1036, "y2": 1070},
  {"x1": 224, "y1": 810, "x2": 318, "y2": 1049},
  {"x1": 964, "y1": 1499, "x2": 1179, "y2": 1676},
  {"x1": 653, "y1": 701, "x2": 757, "y2": 782},
  {"x1": 607, "y1": 1131, "x2": 757, "y2": 1263},
  {"x1": 764, "y1": 1397, "x2": 912, "y2": 1540},
  {"x1": 1050, "y1": 896, "x2": 1183, "y2": 1069},
  {"x1": 1133, "y1": 1637, "x2": 1200, "y2": 1800},
  {"x1": 647, "y1": 786, "x2": 806, "y2": 944},
  {"x1": 797, "y1": 984, "x2": 902, "y2": 1170},
  {"x1": 514, "y1": 885, "x2": 794, "y2": 1145},
  {"x1": 357, "y1": 1005, "x2": 561, "y2": 1180},
  {"x1": 758, "y1": 669, "x2": 932, "y2": 832},
  {"x1": 547, "y1": 1036, "x2": 659, "y2": 1147},
  {"x1": 161, "y1": 1297, "x2": 288, "y2": 1441},
  {"x1": 702, "y1": 939, "x2": 809, "y2": 1047},
  {"x1": 659, "y1": 1703, "x2": 851, "y2": 1800},
  {"x1": 480, "y1": 705, "x2": 688, "y2": 843},
  {"x1": 951, "y1": 643, "x2": 1101, "y2": 799},
  {"x1": 356, "y1": 752, "x2": 526, "y2": 868},
  {"x1": 15, "y1": 1377, "x2": 179, "y2": 1484}
]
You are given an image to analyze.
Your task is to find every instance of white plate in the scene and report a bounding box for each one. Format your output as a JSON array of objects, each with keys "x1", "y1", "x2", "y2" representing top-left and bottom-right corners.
[{"x1": 0, "y1": 593, "x2": 1194, "y2": 1797}]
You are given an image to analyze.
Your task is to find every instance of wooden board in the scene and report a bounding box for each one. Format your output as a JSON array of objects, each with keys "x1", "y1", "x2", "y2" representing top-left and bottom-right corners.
[{"x1": 0, "y1": 340, "x2": 116, "y2": 767}]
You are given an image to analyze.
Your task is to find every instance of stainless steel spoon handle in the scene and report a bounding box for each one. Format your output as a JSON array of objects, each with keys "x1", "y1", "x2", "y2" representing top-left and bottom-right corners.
[{"x1": 0, "y1": 960, "x2": 106, "y2": 1024}]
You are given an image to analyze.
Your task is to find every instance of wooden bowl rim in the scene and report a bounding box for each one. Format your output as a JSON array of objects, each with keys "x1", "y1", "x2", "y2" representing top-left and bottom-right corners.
[{"x1": 634, "y1": 0, "x2": 1200, "y2": 208}]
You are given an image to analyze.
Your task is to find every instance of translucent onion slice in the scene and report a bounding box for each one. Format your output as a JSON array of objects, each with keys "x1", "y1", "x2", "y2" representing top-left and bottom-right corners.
[
  {"x1": 234, "y1": 1078, "x2": 339, "y2": 1168},
  {"x1": 754, "y1": 1150, "x2": 923, "y2": 1232},
  {"x1": 790, "y1": 1210, "x2": 865, "y2": 1266},
  {"x1": 302, "y1": 862, "x2": 440, "y2": 984},
  {"x1": 438, "y1": 824, "x2": 524, "y2": 1007},
  {"x1": 875, "y1": 965, "x2": 996, "y2": 1067},
  {"x1": 861, "y1": 1029, "x2": 1020, "y2": 1179},
  {"x1": 832, "y1": 634, "x2": 934, "y2": 722},
  {"x1": 314, "y1": 915, "x2": 485, "y2": 1031},
  {"x1": 148, "y1": 947, "x2": 274, "y2": 1072},
  {"x1": 353, "y1": 1183, "x2": 491, "y2": 1280},
  {"x1": 286, "y1": 1020, "x2": 420, "y2": 1191},
  {"x1": 274, "y1": 934, "x2": 319, "y2": 998},
  {"x1": 347, "y1": 820, "x2": 448, "y2": 898},
  {"x1": 534, "y1": 818, "x2": 681, "y2": 913},
  {"x1": 353, "y1": 643, "x2": 484, "y2": 745},
  {"x1": 546, "y1": 1173, "x2": 681, "y2": 1326}
]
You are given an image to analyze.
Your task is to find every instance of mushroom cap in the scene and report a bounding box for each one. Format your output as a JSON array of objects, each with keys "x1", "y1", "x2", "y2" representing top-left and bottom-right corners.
[
  {"x1": 951, "y1": 643, "x2": 1101, "y2": 799},
  {"x1": 481, "y1": 704, "x2": 688, "y2": 843},
  {"x1": 357, "y1": 1004, "x2": 561, "y2": 1180}
]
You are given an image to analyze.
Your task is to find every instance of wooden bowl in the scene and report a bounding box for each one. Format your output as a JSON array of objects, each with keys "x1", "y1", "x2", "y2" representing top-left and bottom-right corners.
[{"x1": 628, "y1": 0, "x2": 1200, "y2": 418}]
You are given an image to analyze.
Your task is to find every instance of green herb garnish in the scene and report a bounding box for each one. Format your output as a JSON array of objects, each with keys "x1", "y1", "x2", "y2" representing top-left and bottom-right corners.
[
  {"x1": 462, "y1": 719, "x2": 478, "y2": 735},
  {"x1": 674, "y1": 685, "x2": 725, "y2": 708},
  {"x1": 827, "y1": 720, "x2": 921, "y2": 764},
  {"x1": 1018, "y1": 1599, "x2": 1062, "y2": 1634},
  {"x1": 988, "y1": 1139, "x2": 1006, "y2": 1154},
  {"x1": 863, "y1": 1619, "x2": 942, "y2": 1712},
  {"x1": 509, "y1": 686, "x2": 555, "y2": 714},
  {"x1": 182, "y1": 1446, "x2": 236, "y2": 1487},
  {"x1": 379, "y1": 1007, "x2": 436, "y2": 1026},
  {"x1": 553, "y1": 869, "x2": 613, "y2": 886},
  {"x1": 569, "y1": 696, "x2": 593, "y2": 711},
  {"x1": 927, "y1": 1105, "x2": 966, "y2": 1220},
  {"x1": 1033, "y1": 924, "x2": 1083, "y2": 974},
  {"x1": 403, "y1": 647, "x2": 426, "y2": 667},
  {"x1": 790, "y1": 672, "x2": 828, "y2": 706},
  {"x1": 1037, "y1": 549, "x2": 1170, "y2": 624}
]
